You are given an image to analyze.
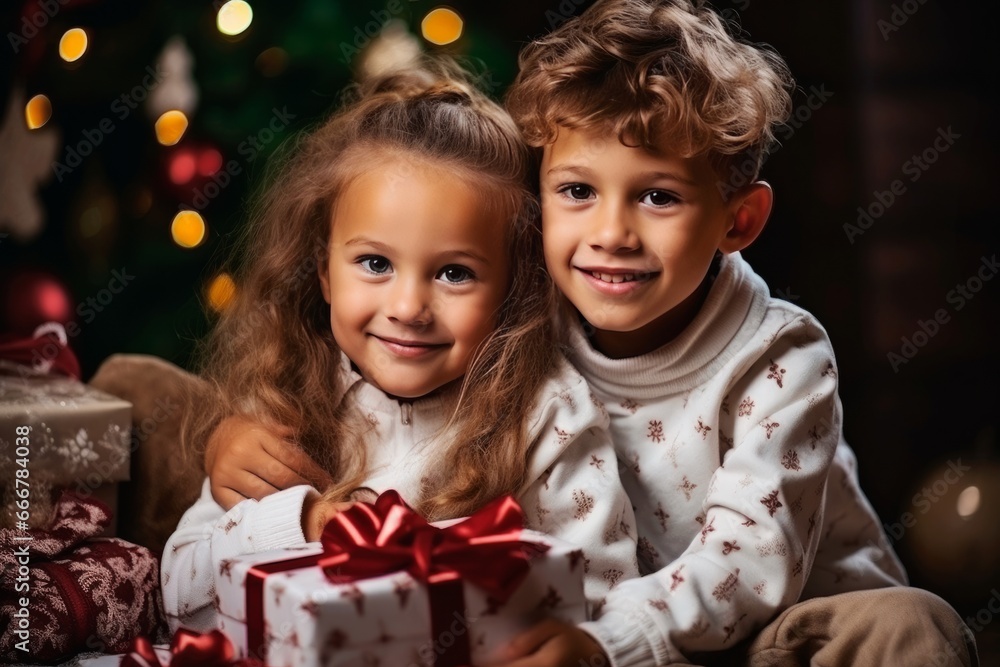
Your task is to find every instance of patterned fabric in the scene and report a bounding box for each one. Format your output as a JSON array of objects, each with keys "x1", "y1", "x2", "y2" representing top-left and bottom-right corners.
[
  {"x1": 574, "y1": 252, "x2": 907, "y2": 667},
  {"x1": 0, "y1": 491, "x2": 166, "y2": 662},
  {"x1": 161, "y1": 354, "x2": 639, "y2": 634}
]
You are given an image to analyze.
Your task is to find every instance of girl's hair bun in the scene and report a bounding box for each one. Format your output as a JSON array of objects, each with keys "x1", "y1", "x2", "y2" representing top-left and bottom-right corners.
[{"x1": 348, "y1": 58, "x2": 479, "y2": 108}]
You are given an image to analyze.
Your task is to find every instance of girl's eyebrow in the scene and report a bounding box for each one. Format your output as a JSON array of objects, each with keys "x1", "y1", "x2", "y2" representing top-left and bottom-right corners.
[{"x1": 343, "y1": 236, "x2": 491, "y2": 265}]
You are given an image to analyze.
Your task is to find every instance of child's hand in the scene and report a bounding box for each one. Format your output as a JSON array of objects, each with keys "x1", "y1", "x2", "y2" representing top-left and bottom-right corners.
[
  {"x1": 205, "y1": 415, "x2": 332, "y2": 510},
  {"x1": 301, "y1": 492, "x2": 354, "y2": 542},
  {"x1": 497, "y1": 618, "x2": 609, "y2": 667}
]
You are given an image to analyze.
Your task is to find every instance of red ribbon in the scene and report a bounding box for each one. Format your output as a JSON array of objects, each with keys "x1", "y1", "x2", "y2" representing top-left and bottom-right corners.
[
  {"x1": 0, "y1": 322, "x2": 80, "y2": 379},
  {"x1": 121, "y1": 629, "x2": 261, "y2": 667},
  {"x1": 245, "y1": 490, "x2": 546, "y2": 666}
]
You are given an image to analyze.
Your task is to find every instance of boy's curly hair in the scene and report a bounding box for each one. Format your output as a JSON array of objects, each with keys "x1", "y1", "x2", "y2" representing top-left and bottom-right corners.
[{"x1": 506, "y1": 0, "x2": 794, "y2": 181}]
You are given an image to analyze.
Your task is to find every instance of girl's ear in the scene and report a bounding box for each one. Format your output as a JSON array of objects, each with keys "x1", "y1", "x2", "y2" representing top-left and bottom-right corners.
[
  {"x1": 719, "y1": 181, "x2": 773, "y2": 254},
  {"x1": 318, "y1": 253, "x2": 332, "y2": 305}
]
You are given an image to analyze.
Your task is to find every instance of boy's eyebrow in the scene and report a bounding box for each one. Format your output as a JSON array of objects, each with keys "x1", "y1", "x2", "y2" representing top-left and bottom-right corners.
[
  {"x1": 546, "y1": 164, "x2": 697, "y2": 187},
  {"x1": 343, "y1": 237, "x2": 491, "y2": 265}
]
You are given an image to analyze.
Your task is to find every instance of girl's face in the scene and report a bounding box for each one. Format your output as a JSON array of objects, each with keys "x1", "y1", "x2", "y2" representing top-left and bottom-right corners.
[{"x1": 319, "y1": 157, "x2": 511, "y2": 399}]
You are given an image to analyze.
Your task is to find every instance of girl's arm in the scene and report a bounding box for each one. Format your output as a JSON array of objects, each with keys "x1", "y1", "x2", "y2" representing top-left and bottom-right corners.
[{"x1": 160, "y1": 478, "x2": 316, "y2": 632}]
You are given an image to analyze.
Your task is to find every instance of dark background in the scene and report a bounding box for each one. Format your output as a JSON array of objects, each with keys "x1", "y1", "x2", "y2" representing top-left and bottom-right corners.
[{"x1": 2, "y1": 0, "x2": 998, "y2": 660}]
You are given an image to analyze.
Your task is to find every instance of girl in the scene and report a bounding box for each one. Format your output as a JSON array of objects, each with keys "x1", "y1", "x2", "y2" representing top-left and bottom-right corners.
[{"x1": 160, "y1": 60, "x2": 638, "y2": 645}]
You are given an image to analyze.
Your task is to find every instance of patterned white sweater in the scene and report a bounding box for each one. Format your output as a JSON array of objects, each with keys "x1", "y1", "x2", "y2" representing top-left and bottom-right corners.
[
  {"x1": 160, "y1": 353, "x2": 639, "y2": 633},
  {"x1": 577, "y1": 252, "x2": 907, "y2": 666}
]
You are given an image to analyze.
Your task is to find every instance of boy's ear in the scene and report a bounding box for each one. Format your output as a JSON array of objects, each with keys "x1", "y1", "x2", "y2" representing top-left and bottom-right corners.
[{"x1": 719, "y1": 181, "x2": 773, "y2": 254}]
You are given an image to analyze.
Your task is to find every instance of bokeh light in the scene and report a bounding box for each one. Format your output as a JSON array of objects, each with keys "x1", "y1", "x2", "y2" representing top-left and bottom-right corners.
[
  {"x1": 255, "y1": 47, "x2": 289, "y2": 77},
  {"x1": 155, "y1": 110, "x2": 189, "y2": 146},
  {"x1": 171, "y1": 210, "x2": 207, "y2": 248},
  {"x1": 421, "y1": 7, "x2": 463, "y2": 46},
  {"x1": 217, "y1": 1, "x2": 254, "y2": 36},
  {"x1": 25, "y1": 94, "x2": 52, "y2": 130},
  {"x1": 169, "y1": 150, "x2": 198, "y2": 185},
  {"x1": 59, "y1": 28, "x2": 88, "y2": 62},
  {"x1": 198, "y1": 149, "x2": 223, "y2": 177},
  {"x1": 207, "y1": 273, "x2": 237, "y2": 312},
  {"x1": 956, "y1": 485, "x2": 980, "y2": 518}
]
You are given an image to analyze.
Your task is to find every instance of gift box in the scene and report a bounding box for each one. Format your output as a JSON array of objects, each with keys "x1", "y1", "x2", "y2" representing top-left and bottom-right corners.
[
  {"x1": 214, "y1": 492, "x2": 588, "y2": 667},
  {"x1": 0, "y1": 363, "x2": 131, "y2": 530}
]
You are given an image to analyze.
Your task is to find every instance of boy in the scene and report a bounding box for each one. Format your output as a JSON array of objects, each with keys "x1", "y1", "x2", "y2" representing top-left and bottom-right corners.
[{"x1": 496, "y1": 1, "x2": 976, "y2": 665}]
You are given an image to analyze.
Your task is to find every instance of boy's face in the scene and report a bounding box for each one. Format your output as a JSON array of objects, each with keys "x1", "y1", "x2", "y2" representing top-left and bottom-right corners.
[
  {"x1": 319, "y1": 158, "x2": 510, "y2": 399},
  {"x1": 540, "y1": 127, "x2": 738, "y2": 357}
]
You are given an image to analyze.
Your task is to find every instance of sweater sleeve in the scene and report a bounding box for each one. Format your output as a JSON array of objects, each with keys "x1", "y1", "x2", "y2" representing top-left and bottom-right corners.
[
  {"x1": 517, "y1": 359, "x2": 640, "y2": 613},
  {"x1": 160, "y1": 478, "x2": 314, "y2": 633},
  {"x1": 582, "y1": 315, "x2": 843, "y2": 666}
]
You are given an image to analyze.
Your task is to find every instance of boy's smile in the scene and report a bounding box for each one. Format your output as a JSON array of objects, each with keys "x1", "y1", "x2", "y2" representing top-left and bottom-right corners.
[{"x1": 540, "y1": 127, "x2": 767, "y2": 359}]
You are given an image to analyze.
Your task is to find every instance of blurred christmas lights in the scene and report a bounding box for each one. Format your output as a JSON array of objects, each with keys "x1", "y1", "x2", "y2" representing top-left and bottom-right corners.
[
  {"x1": 155, "y1": 110, "x2": 189, "y2": 146},
  {"x1": 171, "y1": 210, "x2": 206, "y2": 248},
  {"x1": 207, "y1": 273, "x2": 237, "y2": 312},
  {"x1": 25, "y1": 94, "x2": 52, "y2": 129},
  {"x1": 421, "y1": 7, "x2": 463, "y2": 46},
  {"x1": 59, "y1": 28, "x2": 88, "y2": 62},
  {"x1": 217, "y1": 1, "x2": 254, "y2": 37}
]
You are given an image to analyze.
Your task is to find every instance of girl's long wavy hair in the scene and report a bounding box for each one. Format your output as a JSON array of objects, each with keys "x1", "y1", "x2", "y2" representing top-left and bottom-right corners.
[{"x1": 185, "y1": 59, "x2": 558, "y2": 520}]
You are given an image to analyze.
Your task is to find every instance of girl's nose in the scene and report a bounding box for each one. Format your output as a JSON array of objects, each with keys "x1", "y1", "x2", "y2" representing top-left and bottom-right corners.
[{"x1": 386, "y1": 278, "x2": 433, "y2": 327}]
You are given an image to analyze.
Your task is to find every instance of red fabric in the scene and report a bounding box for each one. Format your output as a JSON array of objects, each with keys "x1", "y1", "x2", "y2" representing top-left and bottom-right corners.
[
  {"x1": 0, "y1": 323, "x2": 81, "y2": 379},
  {"x1": 0, "y1": 491, "x2": 166, "y2": 662},
  {"x1": 122, "y1": 629, "x2": 263, "y2": 667}
]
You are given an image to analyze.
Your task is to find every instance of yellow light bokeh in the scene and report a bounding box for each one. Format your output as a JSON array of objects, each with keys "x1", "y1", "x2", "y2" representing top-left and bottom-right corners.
[
  {"x1": 171, "y1": 210, "x2": 207, "y2": 248},
  {"x1": 155, "y1": 110, "x2": 189, "y2": 146},
  {"x1": 25, "y1": 94, "x2": 52, "y2": 130},
  {"x1": 207, "y1": 273, "x2": 237, "y2": 313},
  {"x1": 956, "y1": 485, "x2": 980, "y2": 518},
  {"x1": 217, "y1": 0, "x2": 254, "y2": 36},
  {"x1": 59, "y1": 28, "x2": 88, "y2": 62},
  {"x1": 421, "y1": 7, "x2": 463, "y2": 46}
]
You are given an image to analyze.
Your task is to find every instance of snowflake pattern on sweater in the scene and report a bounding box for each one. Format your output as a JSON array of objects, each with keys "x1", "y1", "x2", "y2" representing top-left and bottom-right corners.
[
  {"x1": 573, "y1": 253, "x2": 906, "y2": 667},
  {"x1": 161, "y1": 355, "x2": 638, "y2": 634}
]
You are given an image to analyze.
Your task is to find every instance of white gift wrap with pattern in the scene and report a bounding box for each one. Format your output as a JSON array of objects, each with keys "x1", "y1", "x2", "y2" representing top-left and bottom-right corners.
[{"x1": 214, "y1": 531, "x2": 587, "y2": 667}]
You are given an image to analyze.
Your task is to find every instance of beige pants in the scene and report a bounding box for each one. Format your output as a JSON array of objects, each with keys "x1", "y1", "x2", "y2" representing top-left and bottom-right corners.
[{"x1": 682, "y1": 588, "x2": 978, "y2": 667}]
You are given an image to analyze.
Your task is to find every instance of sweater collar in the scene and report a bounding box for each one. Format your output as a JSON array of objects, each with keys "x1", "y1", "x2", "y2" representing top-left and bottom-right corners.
[
  {"x1": 335, "y1": 351, "x2": 459, "y2": 423},
  {"x1": 564, "y1": 252, "x2": 770, "y2": 399}
]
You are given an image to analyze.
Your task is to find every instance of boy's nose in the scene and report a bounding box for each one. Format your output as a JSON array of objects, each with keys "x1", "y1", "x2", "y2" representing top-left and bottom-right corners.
[
  {"x1": 587, "y1": 202, "x2": 640, "y2": 252},
  {"x1": 385, "y1": 278, "x2": 433, "y2": 327}
]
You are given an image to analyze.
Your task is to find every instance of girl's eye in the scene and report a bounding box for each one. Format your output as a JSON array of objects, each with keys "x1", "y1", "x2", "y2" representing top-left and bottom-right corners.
[
  {"x1": 359, "y1": 256, "x2": 392, "y2": 274},
  {"x1": 439, "y1": 265, "x2": 474, "y2": 284},
  {"x1": 559, "y1": 184, "x2": 594, "y2": 201},
  {"x1": 641, "y1": 190, "x2": 677, "y2": 207}
]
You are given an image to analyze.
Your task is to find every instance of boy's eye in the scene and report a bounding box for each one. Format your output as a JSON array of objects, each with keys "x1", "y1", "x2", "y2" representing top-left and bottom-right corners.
[
  {"x1": 559, "y1": 184, "x2": 594, "y2": 201},
  {"x1": 439, "y1": 265, "x2": 474, "y2": 284},
  {"x1": 641, "y1": 190, "x2": 677, "y2": 207},
  {"x1": 359, "y1": 256, "x2": 392, "y2": 274}
]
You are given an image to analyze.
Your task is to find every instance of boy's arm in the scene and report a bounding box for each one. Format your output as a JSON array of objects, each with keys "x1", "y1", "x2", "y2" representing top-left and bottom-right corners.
[
  {"x1": 206, "y1": 414, "x2": 332, "y2": 509},
  {"x1": 160, "y1": 477, "x2": 317, "y2": 633},
  {"x1": 582, "y1": 318, "x2": 845, "y2": 666},
  {"x1": 505, "y1": 362, "x2": 639, "y2": 666}
]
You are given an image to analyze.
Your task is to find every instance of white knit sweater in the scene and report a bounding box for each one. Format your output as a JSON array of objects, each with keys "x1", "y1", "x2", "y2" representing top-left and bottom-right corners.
[
  {"x1": 160, "y1": 353, "x2": 640, "y2": 633},
  {"x1": 577, "y1": 252, "x2": 906, "y2": 666}
]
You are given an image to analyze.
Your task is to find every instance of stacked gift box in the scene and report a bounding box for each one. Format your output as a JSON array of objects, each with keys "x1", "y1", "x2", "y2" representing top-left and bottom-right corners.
[
  {"x1": 213, "y1": 493, "x2": 589, "y2": 667},
  {"x1": 0, "y1": 361, "x2": 132, "y2": 533}
]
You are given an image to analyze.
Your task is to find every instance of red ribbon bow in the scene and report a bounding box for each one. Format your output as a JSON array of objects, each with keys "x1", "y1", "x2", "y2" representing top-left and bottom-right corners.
[
  {"x1": 0, "y1": 322, "x2": 80, "y2": 379},
  {"x1": 121, "y1": 629, "x2": 261, "y2": 667},
  {"x1": 245, "y1": 490, "x2": 546, "y2": 667}
]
